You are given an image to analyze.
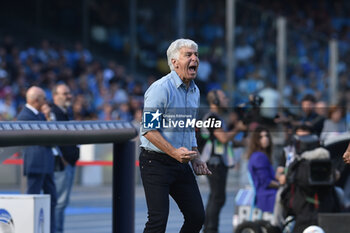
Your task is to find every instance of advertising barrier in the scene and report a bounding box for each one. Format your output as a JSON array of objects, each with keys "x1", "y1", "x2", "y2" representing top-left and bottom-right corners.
[{"x1": 0, "y1": 195, "x2": 50, "y2": 233}]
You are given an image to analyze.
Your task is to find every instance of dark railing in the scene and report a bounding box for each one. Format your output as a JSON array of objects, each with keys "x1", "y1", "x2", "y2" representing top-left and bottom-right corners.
[{"x1": 0, "y1": 120, "x2": 138, "y2": 233}]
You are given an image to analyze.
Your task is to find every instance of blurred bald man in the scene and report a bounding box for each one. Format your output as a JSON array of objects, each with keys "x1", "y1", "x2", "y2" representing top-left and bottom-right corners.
[{"x1": 17, "y1": 86, "x2": 57, "y2": 233}]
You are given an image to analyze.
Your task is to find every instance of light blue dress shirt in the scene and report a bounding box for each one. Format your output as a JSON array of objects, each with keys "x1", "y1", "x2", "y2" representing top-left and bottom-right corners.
[{"x1": 140, "y1": 70, "x2": 200, "y2": 153}]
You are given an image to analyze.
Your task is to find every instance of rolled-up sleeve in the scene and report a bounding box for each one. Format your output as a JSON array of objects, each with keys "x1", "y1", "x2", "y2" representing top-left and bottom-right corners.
[{"x1": 141, "y1": 83, "x2": 168, "y2": 135}]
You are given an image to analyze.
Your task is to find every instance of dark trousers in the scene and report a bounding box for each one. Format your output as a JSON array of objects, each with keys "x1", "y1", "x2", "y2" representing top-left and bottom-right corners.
[
  {"x1": 139, "y1": 149, "x2": 205, "y2": 233},
  {"x1": 203, "y1": 162, "x2": 228, "y2": 233},
  {"x1": 27, "y1": 173, "x2": 57, "y2": 233}
]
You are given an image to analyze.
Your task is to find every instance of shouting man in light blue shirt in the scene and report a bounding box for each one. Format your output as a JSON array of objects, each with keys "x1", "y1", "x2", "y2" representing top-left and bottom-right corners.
[{"x1": 140, "y1": 38, "x2": 211, "y2": 233}]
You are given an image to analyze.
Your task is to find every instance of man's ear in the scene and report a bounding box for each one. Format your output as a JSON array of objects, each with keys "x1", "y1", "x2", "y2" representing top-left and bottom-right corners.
[{"x1": 172, "y1": 59, "x2": 178, "y2": 69}]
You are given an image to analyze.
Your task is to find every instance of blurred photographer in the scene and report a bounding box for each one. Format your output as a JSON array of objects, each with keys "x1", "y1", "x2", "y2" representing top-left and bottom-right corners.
[
  {"x1": 273, "y1": 125, "x2": 313, "y2": 228},
  {"x1": 235, "y1": 94, "x2": 264, "y2": 131},
  {"x1": 275, "y1": 125, "x2": 314, "y2": 185},
  {"x1": 202, "y1": 89, "x2": 246, "y2": 233},
  {"x1": 275, "y1": 94, "x2": 325, "y2": 137},
  {"x1": 274, "y1": 125, "x2": 342, "y2": 231}
]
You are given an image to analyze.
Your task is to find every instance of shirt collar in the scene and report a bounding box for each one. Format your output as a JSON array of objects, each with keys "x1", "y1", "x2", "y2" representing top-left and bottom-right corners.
[
  {"x1": 25, "y1": 103, "x2": 39, "y2": 115},
  {"x1": 171, "y1": 71, "x2": 196, "y2": 92}
]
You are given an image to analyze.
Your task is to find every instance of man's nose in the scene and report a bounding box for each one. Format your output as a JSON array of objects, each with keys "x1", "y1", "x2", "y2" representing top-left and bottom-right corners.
[{"x1": 190, "y1": 54, "x2": 198, "y2": 61}]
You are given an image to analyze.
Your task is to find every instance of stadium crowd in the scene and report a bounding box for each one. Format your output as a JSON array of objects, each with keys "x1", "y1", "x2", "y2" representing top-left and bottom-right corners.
[
  {"x1": 1, "y1": 1, "x2": 350, "y2": 232},
  {"x1": 1, "y1": 0, "x2": 350, "y2": 124},
  {"x1": 0, "y1": 35, "x2": 147, "y2": 124}
]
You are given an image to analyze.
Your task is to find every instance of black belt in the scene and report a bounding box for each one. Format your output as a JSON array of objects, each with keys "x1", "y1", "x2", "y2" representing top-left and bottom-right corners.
[
  {"x1": 140, "y1": 148, "x2": 179, "y2": 164},
  {"x1": 141, "y1": 148, "x2": 167, "y2": 156}
]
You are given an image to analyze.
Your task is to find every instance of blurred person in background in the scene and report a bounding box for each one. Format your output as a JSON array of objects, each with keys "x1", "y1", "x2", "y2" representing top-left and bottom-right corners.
[
  {"x1": 71, "y1": 41, "x2": 92, "y2": 64},
  {"x1": 247, "y1": 126, "x2": 279, "y2": 213},
  {"x1": 297, "y1": 94, "x2": 325, "y2": 136},
  {"x1": 315, "y1": 101, "x2": 328, "y2": 118},
  {"x1": 0, "y1": 87, "x2": 16, "y2": 120},
  {"x1": 275, "y1": 125, "x2": 313, "y2": 186},
  {"x1": 17, "y1": 86, "x2": 57, "y2": 233},
  {"x1": 227, "y1": 111, "x2": 249, "y2": 186},
  {"x1": 111, "y1": 81, "x2": 129, "y2": 105},
  {"x1": 273, "y1": 125, "x2": 312, "y2": 228},
  {"x1": 114, "y1": 102, "x2": 133, "y2": 121},
  {"x1": 50, "y1": 83, "x2": 80, "y2": 233},
  {"x1": 202, "y1": 89, "x2": 246, "y2": 233},
  {"x1": 72, "y1": 94, "x2": 94, "y2": 120},
  {"x1": 196, "y1": 54, "x2": 212, "y2": 96},
  {"x1": 37, "y1": 39, "x2": 59, "y2": 64},
  {"x1": 275, "y1": 94, "x2": 325, "y2": 137},
  {"x1": 258, "y1": 81, "x2": 280, "y2": 126},
  {"x1": 98, "y1": 102, "x2": 114, "y2": 120},
  {"x1": 320, "y1": 105, "x2": 347, "y2": 142}
]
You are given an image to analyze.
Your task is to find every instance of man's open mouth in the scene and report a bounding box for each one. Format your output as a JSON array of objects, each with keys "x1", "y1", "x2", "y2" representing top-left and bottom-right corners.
[{"x1": 188, "y1": 65, "x2": 197, "y2": 72}]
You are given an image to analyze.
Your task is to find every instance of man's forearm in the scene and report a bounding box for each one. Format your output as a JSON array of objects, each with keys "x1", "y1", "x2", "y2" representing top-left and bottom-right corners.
[
  {"x1": 192, "y1": 147, "x2": 200, "y2": 159},
  {"x1": 144, "y1": 130, "x2": 176, "y2": 156},
  {"x1": 214, "y1": 128, "x2": 238, "y2": 144}
]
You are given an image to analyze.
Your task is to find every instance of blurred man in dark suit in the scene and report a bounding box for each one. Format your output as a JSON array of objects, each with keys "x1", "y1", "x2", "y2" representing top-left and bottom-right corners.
[
  {"x1": 50, "y1": 83, "x2": 79, "y2": 233},
  {"x1": 17, "y1": 86, "x2": 56, "y2": 233}
]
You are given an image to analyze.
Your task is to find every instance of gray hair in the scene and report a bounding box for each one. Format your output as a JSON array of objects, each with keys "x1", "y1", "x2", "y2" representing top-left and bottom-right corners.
[{"x1": 166, "y1": 39, "x2": 198, "y2": 71}]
